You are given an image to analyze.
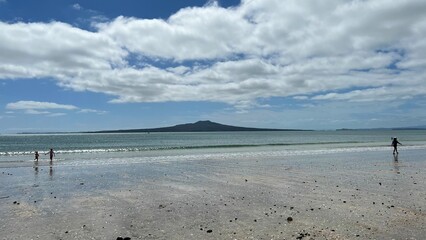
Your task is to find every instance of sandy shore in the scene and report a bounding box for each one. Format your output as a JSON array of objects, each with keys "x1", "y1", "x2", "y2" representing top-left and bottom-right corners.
[{"x1": 1, "y1": 148, "x2": 426, "y2": 239}]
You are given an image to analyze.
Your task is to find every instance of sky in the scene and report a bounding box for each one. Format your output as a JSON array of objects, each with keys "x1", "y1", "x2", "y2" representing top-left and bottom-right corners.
[{"x1": 1, "y1": 0, "x2": 426, "y2": 133}]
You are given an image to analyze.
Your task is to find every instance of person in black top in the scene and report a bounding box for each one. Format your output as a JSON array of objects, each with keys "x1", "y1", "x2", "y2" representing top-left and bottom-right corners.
[{"x1": 391, "y1": 137, "x2": 402, "y2": 155}]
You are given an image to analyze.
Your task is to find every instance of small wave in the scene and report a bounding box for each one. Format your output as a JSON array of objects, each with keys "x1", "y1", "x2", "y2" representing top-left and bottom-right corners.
[{"x1": 0, "y1": 141, "x2": 367, "y2": 156}]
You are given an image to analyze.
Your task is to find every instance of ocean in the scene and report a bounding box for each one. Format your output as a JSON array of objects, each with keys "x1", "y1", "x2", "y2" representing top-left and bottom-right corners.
[{"x1": 1, "y1": 130, "x2": 426, "y2": 166}]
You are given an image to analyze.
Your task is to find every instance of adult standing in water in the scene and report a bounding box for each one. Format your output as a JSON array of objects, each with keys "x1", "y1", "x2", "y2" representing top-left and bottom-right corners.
[
  {"x1": 46, "y1": 148, "x2": 55, "y2": 161},
  {"x1": 391, "y1": 137, "x2": 402, "y2": 155}
]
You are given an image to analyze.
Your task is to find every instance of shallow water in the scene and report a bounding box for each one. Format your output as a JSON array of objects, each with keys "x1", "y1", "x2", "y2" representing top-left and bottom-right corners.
[
  {"x1": 1, "y1": 130, "x2": 426, "y2": 168},
  {"x1": 1, "y1": 146, "x2": 425, "y2": 239}
]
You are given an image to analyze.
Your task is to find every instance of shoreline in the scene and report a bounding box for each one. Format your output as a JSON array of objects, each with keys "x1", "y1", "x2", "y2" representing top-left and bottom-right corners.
[
  {"x1": 2, "y1": 143, "x2": 426, "y2": 168},
  {"x1": 1, "y1": 148, "x2": 425, "y2": 239}
]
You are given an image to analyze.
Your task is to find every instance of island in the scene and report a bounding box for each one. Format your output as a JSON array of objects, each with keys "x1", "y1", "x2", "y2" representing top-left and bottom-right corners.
[{"x1": 88, "y1": 120, "x2": 305, "y2": 133}]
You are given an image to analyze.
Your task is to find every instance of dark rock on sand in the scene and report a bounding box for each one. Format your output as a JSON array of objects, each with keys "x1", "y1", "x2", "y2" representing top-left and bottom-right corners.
[
  {"x1": 296, "y1": 231, "x2": 310, "y2": 239},
  {"x1": 287, "y1": 217, "x2": 293, "y2": 222}
]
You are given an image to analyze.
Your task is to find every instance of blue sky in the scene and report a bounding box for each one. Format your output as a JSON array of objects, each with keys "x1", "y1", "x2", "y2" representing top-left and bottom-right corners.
[{"x1": 1, "y1": 0, "x2": 426, "y2": 133}]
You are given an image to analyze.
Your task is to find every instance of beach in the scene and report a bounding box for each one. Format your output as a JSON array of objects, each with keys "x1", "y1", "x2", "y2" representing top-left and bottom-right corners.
[{"x1": 1, "y1": 146, "x2": 425, "y2": 240}]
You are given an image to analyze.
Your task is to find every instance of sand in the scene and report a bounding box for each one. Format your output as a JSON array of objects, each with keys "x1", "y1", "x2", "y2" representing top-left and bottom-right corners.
[{"x1": 1, "y1": 148, "x2": 426, "y2": 239}]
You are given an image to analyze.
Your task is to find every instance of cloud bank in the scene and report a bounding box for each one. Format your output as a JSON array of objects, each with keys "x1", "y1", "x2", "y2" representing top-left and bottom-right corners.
[{"x1": 1, "y1": 0, "x2": 426, "y2": 109}]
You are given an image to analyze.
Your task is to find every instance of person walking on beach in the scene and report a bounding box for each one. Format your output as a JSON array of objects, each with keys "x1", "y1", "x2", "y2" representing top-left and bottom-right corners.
[
  {"x1": 34, "y1": 151, "x2": 39, "y2": 161},
  {"x1": 46, "y1": 148, "x2": 55, "y2": 161},
  {"x1": 391, "y1": 137, "x2": 402, "y2": 155}
]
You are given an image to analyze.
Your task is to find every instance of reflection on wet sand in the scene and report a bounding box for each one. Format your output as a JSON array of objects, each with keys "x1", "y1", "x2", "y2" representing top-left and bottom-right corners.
[
  {"x1": 33, "y1": 161, "x2": 39, "y2": 176},
  {"x1": 49, "y1": 160, "x2": 54, "y2": 180},
  {"x1": 33, "y1": 161, "x2": 38, "y2": 181},
  {"x1": 393, "y1": 154, "x2": 400, "y2": 174},
  {"x1": 2, "y1": 148, "x2": 426, "y2": 239}
]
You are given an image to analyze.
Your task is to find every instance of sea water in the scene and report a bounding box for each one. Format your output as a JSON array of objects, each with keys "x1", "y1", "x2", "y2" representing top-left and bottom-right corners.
[{"x1": 1, "y1": 130, "x2": 426, "y2": 167}]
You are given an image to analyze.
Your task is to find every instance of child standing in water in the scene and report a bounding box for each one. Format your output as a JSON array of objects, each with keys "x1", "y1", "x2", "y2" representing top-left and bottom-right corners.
[
  {"x1": 391, "y1": 137, "x2": 402, "y2": 155},
  {"x1": 34, "y1": 151, "x2": 39, "y2": 161}
]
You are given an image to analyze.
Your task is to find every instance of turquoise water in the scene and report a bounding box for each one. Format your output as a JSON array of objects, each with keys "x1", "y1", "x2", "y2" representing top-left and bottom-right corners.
[{"x1": 1, "y1": 130, "x2": 426, "y2": 165}]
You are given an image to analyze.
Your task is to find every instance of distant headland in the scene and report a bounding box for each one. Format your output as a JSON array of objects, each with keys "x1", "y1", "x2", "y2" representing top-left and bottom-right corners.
[{"x1": 87, "y1": 120, "x2": 306, "y2": 133}]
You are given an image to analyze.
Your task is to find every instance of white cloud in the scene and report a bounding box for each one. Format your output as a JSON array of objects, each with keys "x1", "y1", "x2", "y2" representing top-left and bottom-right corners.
[
  {"x1": 78, "y1": 108, "x2": 108, "y2": 114},
  {"x1": 25, "y1": 109, "x2": 51, "y2": 115},
  {"x1": 72, "y1": 3, "x2": 82, "y2": 10},
  {"x1": 6, "y1": 101, "x2": 78, "y2": 110},
  {"x1": 0, "y1": 21, "x2": 127, "y2": 79},
  {"x1": 0, "y1": 0, "x2": 426, "y2": 110},
  {"x1": 5, "y1": 101, "x2": 108, "y2": 117}
]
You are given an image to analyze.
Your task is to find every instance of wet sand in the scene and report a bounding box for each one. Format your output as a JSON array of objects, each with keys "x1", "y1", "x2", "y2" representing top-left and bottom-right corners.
[{"x1": 1, "y1": 148, "x2": 426, "y2": 239}]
